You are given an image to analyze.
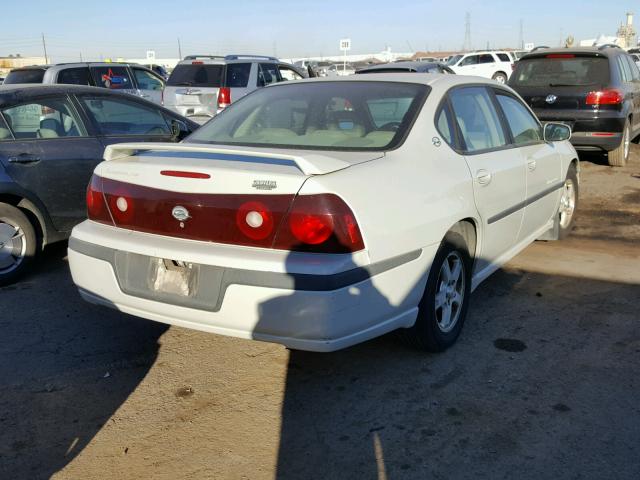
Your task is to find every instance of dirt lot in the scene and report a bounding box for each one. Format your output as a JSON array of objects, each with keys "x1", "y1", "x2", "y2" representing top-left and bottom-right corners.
[{"x1": 1, "y1": 149, "x2": 639, "y2": 480}]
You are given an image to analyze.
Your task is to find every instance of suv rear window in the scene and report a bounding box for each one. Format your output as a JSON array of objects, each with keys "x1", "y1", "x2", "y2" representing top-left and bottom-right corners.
[
  {"x1": 4, "y1": 69, "x2": 46, "y2": 84},
  {"x1": 167, "y1": 64, "x2": 224, "y2": 87},
  {"x1": 511, "y1": 55, "x2": 610, "y2": 87}
]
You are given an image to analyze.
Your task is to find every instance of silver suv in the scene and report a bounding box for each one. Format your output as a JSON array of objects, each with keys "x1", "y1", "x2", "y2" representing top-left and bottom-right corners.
[
  {"x1": 3, "y1": 62, "x2": 166, "y2": 104},
  {"x1": 163, "y1": 55, "x2": 307, "y2": 124}
]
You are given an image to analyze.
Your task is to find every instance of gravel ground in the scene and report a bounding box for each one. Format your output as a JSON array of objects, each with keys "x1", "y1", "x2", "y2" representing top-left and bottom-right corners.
[{"x1": 1, "y1": 148, "x2": 639, "y2": 480}]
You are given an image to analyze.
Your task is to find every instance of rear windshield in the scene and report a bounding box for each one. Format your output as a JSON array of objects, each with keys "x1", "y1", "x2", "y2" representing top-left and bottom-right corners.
[
  {"x1": 185, "y1": 81, "x2": 429, "y2": 151},
  {"x1": 167, "y1": 64, "x2": 224, "y2": 87},
  {"x1": 511, "y1": 56, "x2": 610, "y2": 87},
  {"x1": 4, "y1": 69, "x2": 45, "y2": 84}
]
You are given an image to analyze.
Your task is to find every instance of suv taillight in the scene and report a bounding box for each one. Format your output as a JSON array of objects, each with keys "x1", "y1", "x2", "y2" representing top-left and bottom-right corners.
[
  {"x1": 586, "y1": 89, "x2": 623, "y2": 106},
  {"x1": 86, "y1": 175, "x2": 113, "y2": 225},
  {"x1": 217, "y1": 87, "x2": 231, "y2": 109}
]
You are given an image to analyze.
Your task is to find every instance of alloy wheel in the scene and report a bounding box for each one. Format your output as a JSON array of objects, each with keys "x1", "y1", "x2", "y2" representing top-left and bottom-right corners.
[
  {"x1": 434, "y1": 251, "x2": 466, "y2": 333},
  {"x1": 0, "y1": 221, "x2": 26, "y2": 274}
]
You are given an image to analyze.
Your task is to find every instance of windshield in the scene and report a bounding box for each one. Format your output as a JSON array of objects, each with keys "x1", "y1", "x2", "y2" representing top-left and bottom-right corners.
[
  {"x1": 4, "y1": 69, "x2": 46, "y2": 84},
  {"x1": 446, "y1": 55, "x2": 463, "y2": 66},
  {"x1": 511, "y1": 56, "x2": 610, "y2": 87},
  {"x1": 167, "y1": 64, "x2": 224, "y2": 87},
  {"x1": 186, "y1": 81, "x2": 429, "y2": 151}
]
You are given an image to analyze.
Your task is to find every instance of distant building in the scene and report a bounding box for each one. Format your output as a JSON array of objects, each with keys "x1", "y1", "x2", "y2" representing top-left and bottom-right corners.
[
  {"x1": 0, "y1": 55, "x2": 47, "y2": 75},
  {"x1": 617, "y1": 12, "x2": 637, "y2": 48}
]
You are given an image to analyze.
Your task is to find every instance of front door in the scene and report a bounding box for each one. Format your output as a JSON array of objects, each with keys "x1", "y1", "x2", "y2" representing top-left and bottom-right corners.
[
  {"x1": 448, "y1": 86, "x2": 526, "y2": 273},
  {"x1": 0, "y1": 95, "x2": 103, "y2": 231},
  {"x1": 493, "y1": 90, "x2": 563, "y2": 241},
  {"x1": 131, "y1": 67, "x2": 165, "y2": 105}
]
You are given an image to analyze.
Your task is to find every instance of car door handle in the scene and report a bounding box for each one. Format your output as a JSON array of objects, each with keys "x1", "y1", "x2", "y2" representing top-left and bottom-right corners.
[
  {"x1": 476, "y1": 169, "x2": 492, "y2": 185},
  {"x1": 527, "y1": 159, "x2": 537, "y2": 171},
  {"x1": 8, "y1": 155, "x2": 40, "y2": 164}
]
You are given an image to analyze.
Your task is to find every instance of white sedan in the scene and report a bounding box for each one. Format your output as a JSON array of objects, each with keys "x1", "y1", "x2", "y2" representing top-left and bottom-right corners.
[{"x1": 68, "y1": 74, "x2": 579, "y2": 352}]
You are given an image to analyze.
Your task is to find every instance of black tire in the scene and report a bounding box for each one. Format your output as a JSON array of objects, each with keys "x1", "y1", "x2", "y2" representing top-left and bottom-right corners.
[
  {"x1": 398, "y1": 232, "x2": 472, "y2": 352},
  {"x1": 557, "y1": 164, "x2": 579, "y2": 240},
  {"x1": 608, "y1": 119, "x2": 630, "y2": 167},
  {"x1": 492, "y1": 72, "x2": 507, "y2": 84},
  {"x1": 0, "y1": 203, "x2": 37, "y2": 286}
]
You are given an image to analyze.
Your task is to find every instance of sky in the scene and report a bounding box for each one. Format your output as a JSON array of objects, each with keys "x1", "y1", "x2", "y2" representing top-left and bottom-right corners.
[{"x1": 2, "y1": 0, "x2": 638, "y2": 61}]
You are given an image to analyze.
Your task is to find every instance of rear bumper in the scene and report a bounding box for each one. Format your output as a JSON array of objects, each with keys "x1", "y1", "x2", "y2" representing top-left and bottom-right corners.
[
  {"x1": 534, "y1": 110, "x2": 626, "y2": 152},
  {"x1": 68, "y1": 221, "x2": 435, "y2": 352}
]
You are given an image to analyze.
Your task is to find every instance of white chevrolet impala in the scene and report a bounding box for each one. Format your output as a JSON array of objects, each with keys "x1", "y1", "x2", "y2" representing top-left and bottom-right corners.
[{"x1": 68, "y1": 74, "x2": 579, "y2": 352}]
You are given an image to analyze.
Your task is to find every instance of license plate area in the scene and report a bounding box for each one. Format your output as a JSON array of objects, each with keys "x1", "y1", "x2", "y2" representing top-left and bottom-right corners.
[
  {"x1": 113, "y1": 251, "x2": 225, "y2": 311},
  {"x1": 150, "y1": 258, "x2": 198, "y2": 297}
]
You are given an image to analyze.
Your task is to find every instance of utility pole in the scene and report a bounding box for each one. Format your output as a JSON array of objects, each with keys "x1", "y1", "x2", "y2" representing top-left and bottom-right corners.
[
  {"x1": 41, "y1": 33, "x2": 48, "y2": 64},
  {"x1": 79, "y1": 52, "x2": 83, "y2": 62},
  {"x1": 519, "y1": 19, "x2": 524, "y2": 49},
  {"x1": 177, "y1": 38, "x2": 182, "y2": 59},
  {"x1": 463, "y1": 12, "x2": 471, "y2": 51}
]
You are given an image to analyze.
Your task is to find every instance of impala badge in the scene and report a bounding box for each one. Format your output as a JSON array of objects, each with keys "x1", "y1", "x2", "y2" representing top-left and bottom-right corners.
[
  {"x1": 172, "y1": 206, "x2": 191, "y2": 224},
  {"x1": 546, "y1": 94, "x2": 558, "y2": 104},
  {"x1": 252, "y1": 180, "x2": 277, "y2": 191}
]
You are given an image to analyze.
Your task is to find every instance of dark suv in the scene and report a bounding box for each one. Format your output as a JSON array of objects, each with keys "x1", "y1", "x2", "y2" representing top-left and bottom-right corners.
[{"x1": 509, "y1": 46, "x2": 640, "y2": 166}]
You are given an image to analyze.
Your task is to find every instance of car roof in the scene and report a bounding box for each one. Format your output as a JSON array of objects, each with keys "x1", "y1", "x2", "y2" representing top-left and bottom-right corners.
[
  {"x1": 358, "y1": 61, "x2": 443, "y2": 72},
  {"x1": 520, "y1": 46, "x2": 623, "y2": 60}
]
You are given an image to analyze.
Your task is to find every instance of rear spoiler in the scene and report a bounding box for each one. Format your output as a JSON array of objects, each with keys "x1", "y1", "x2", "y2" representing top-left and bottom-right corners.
[{"x1": 103, "y1": 142, "x2": 353, "y2": 176}]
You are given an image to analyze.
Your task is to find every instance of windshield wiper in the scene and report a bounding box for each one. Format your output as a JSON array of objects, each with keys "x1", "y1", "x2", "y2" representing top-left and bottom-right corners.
[{"x1": 172, "y1": 81, "x2": 193, "y2": 86}]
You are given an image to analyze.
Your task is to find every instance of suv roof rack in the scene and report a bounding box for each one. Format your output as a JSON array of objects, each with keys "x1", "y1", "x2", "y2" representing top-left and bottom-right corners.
[
  {"x1": 530, "y1": 46, "x2": 550, "y2": 52},
  {"x1": 183, "y1": 55, "x2": 225, "y2": 60},
  {"x1": 598, "y1": 44, "x2": 621, "y2": 50},
  {"x1": 224, "y1": 54, "x2": 279, "y2": 61}
]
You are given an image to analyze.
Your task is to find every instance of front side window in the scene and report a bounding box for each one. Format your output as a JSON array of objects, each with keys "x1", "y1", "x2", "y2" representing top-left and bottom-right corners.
[
  {"x1": 186, "y1": 81, "x2": 429, "y2": 151},
  {"x1": 278, "y1": 65, "x2": 304, "y2": 81},
  {"x1": 132, "y1": 68, "x2": 164, "y2": 91},
  {"x1": 460, "y1": 55, "x2": 479, "y2": 67},
  {"x1": 1, "y1": 97, "x2": 85, "y2": 140},
  {"x1": 449, "y1": 87, "x2": 507, "y2": 152},
  {"x1": 91, "y1": 66, "x2": 133, "y2": 90},
  {"x1": 80, "y1": 96, "x2": 170, "y2": 136},
  {"x1": 225, "y1": 63, "x2": 251, "y2": 87},
  {"x1": 57, "y1": 67, "x2": 92, "y2": 85},
  {"x1": 495, "y1": 93, "x2": 542, "y2": 145}
]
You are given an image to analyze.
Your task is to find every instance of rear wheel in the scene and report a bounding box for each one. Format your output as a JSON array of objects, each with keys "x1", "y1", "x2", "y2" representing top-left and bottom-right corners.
[
  {"x1": 607, "y1": 119, "x2": 630, "y2": 167},
  {"x1": 0, "y1": 203, "x2": 37, "y2": 286},
  {"x1": 492, "y1": 72, "x2": 507, "y2": 84},
  {"x1": 398, "y1": 232, "x2": 472, "y2": 352}
]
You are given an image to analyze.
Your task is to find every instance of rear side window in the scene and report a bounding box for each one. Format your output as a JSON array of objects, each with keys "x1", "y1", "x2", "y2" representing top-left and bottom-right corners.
[
  {"x1": 1, "y1": 97, "x2": 85, "y2": 140},
  {"x1": 91, "y1": 66, "x2": 133, "y2": 90},
  {"x1": 479, "y1": 54, "x2": 495, "y2": 64},
  {"x1": 167, "y1": 64, "x2": 223, "y2": 87},
  {"x1": 4, "y1": 69, "x2": 46, "y2": 84},
  {"x1": 511, "y1": 56, "x2": 610, "y2": 87},
  {"x1": 449, "y1": 87, "x2": 507, "y2": 152},
  {"x1": 497, "y1": 53, "x2": 510, "y2": 62},
  {"x1": 225, "y1": 63, "x2": 251, "y2": 88},
  {"x1": 625, "y1": 55, "x2": 640, "y2": 81},
  {"x1": 617, "y1": 56, "x2": 633, "y2": 83},
  {"x1": 436, "y1": 106, "x2": 454, "y2": 146},
  {"x1": 79, "y1": 96, "x2": 170, "y2": 136},
  {"x1": 495, "y1": 93, "x2": 542, "y2": 145},
  {"x1": 57, "y1": 67, "x2": 92, "y2": 85}
]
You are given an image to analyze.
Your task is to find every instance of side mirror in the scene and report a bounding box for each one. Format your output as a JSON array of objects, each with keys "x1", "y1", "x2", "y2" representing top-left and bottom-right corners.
[
  {"x1": 170, "y1": 119, "x2": 189, "y2": 141},
  {"x1": 544, "y1": 122, "x2": 571, "y2": 142}
]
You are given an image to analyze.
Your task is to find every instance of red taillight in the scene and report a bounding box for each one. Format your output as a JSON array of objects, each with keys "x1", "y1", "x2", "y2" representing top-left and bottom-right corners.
[
  {"x1": 217, "y1": 87, "x2": 231, "y2": 109},
  {"x1": 86, "y1": 175, "x2": 112, "y2": 225},
  {"x1": 192, "y1": 61, "x2": 203, "y2": 65},
  {"x1": 546, "y1": 54, "x2": 575, "y2": 59},
  {"x1": 273, "y1": 194, "x2": 364, "y2": 253},
  {"x1": 511, "y1": 63, "x2": 516, "y2": 71},
  {"x1": 586, "y1": 89, "x2": 623, "y2": 106},
  {"x1": 236, "y1": 201, "x2": 275, "y2": 240}
]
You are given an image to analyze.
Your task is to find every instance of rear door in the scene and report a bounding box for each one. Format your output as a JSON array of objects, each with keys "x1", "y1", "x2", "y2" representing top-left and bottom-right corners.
[
  {"x1": 225, "y1": 62, "x2": 253, "y2": 102},
  {"x1": 76, "y1": 93, "x2": 174, "y2": 149},
  {"x1": 0, "y1": 94, "x2": 103, "y2": 231},
  {"x1": 477, "y1": 53, "x2": 497, "y2": 79},
  {"x1": 619, "y1": 55, "x2": 640, "y2": 133},
  {"x1": 493, "y1": 89, "x2": 562, "y2": 240},
  {"x1": 448, "y1": 86, "x2": 526, "y2": 271},
  {"x1": 56, "y1": 67, "x2": 94, "y2": 86},
  {"x1": 131, "y1": 67, "x2": 165, "y2": 105}
]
